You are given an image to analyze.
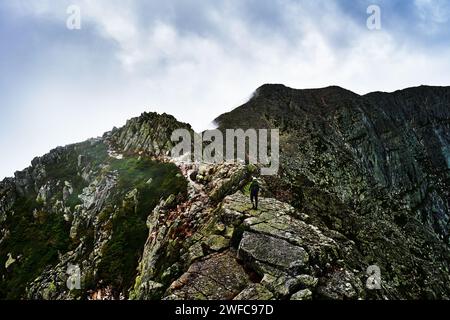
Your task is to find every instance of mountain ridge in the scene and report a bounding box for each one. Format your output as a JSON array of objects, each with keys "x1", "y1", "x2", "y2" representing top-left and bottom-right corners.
[{"x1": 1, "y1": 84, "x2": 449, "y2": 300}]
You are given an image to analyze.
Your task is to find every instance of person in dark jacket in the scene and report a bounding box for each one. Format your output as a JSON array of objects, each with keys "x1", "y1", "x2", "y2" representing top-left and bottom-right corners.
[{"x1": 250, "y1": 177, "x2": 260, "y2": 210}]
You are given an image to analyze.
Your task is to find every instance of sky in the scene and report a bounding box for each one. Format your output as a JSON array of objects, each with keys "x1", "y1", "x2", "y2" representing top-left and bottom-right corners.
[{"x1": 1, "y1": 0, "x2": 450, "y2": 179}]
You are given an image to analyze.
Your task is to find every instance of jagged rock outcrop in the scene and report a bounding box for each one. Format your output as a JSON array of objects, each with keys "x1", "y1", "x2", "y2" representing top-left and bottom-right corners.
[
  {"x1": 0, "y1": 115, "x2": 188, "y2": 300},
  {"x1": 0, "y1": 85, "x2": 449, "y2": 300},
  {"x1": 106, "y1": 112, "x2": 192, "y2": 157}
]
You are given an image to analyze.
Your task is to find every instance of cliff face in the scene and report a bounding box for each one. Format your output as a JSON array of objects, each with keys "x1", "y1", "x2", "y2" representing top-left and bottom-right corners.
[
  {"x1": 215, "y1": 84, "x2": 450, "y2": 299},
  {"x1": 0, "y1": 85, "x2": 449, "y2": 300}
]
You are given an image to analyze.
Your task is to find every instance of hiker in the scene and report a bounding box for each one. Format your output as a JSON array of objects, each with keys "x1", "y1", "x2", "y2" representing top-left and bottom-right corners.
[{"x1": 250, "y1": 177, "x2": 260, "y2": 210}]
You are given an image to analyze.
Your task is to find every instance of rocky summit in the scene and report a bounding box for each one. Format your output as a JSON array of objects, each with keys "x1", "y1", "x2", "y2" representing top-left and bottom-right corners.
[{"x1": 0, "y1": 84, "x2": 449, "y2": 300}]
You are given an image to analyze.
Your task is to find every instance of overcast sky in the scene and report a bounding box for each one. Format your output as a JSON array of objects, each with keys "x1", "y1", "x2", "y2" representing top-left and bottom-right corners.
[{"x1": 1, "y1": 0, "x2": 450, "y2": 179}]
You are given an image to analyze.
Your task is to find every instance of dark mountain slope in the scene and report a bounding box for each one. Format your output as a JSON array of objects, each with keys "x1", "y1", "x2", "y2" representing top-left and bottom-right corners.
[{"x1": 215, "y1": 84, "x2": 450, "y2": 298}]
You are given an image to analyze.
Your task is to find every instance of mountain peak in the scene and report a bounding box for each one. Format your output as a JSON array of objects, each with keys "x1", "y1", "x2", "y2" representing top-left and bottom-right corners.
[
  {"x1": 253, "y1": 84, "x2": 358, "y2": 99},
  {"x1": 214, "y1": 84, "x2": 360, "y2": 129},
  {"x1": 106, "y1": 111, "x2": 192, "y2": 157}
]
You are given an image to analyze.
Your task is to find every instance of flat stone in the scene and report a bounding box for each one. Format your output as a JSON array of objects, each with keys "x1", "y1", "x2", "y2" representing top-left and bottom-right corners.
[
  {"x1": 243, "y1": 210, "x2": 338, "y2": 266},
  {"x1": 204, "y1": 235, "x2": 230, "y2": 251},
  {"x1": 238, "y1": 232, "x2": 309, "y2": 274},
  {"x1": 260, "y1": 273, "x2": 314, "y2": 298},
  {"x1": 166, "y1": 251, "x2": 250, "y2": 300},
  {"x1": 296, "y1": 274, "x2": 319, "y2": 288},
  {"x1": 188, "y1": 242, "x2": 204, "y2": 264},
  {"x1": 316, "y1": 269, "x2": 365, "y2": 300},
  {"x1": 233, "y1": 283, "x2": 274, "y2": 300},
  {"x1": 291, "y1": 289, "x2": 313, "y2": 300}
]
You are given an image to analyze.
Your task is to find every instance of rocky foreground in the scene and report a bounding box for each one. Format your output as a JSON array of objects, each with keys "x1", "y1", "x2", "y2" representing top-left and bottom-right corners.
[{"x1": 0, "y1": 84, "x2": 449, "y2": 300}]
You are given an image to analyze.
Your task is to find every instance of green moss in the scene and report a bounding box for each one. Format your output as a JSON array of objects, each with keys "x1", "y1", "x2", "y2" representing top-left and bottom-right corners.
[
  {"x1": 246, "y1": 164, "x2": 258, "y2": 174},
  {"x1": 97, "y1": 157, "x2": 187, "y2": 295},
  {"x1": 0, "y1": 194, "x2": 72, "y2": 299},
  {"x1": 242, "y1": 181, "x2": 252, "y2": 196},
  {"x1": 129, "y1": 275, "x2": 142, "y2": 300},
  {"x1": 0, "y1": 143, "x2": 187, "y2": 299},
  {"x1": 204, "y1": 235, "x2": 229, "y2": 251},
  {"x1": 0, "y1": 141, "x2": 109, "y2": 299},
  {"x1": 97, "y1": 205, "x2": 114, "y2": 224}
]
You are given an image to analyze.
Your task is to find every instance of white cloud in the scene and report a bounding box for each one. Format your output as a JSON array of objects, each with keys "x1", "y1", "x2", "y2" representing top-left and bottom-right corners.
[{"x1": 415, "y1": 0, "x2": 450, "y2": 34}]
